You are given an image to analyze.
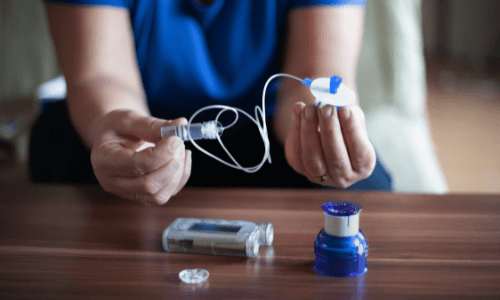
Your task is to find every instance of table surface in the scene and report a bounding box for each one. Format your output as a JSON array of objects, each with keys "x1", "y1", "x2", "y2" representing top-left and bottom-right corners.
[{"x1": 0, "y1": 184, "x2": 499, "y2": 299}]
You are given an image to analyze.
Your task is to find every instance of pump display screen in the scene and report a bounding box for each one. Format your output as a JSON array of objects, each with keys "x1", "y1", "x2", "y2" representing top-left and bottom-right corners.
[{"x1": 189, "y1": 223, "x2": 242, "y2": 233}]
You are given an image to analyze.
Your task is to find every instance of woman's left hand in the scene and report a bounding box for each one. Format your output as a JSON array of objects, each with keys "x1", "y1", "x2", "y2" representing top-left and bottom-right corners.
[{"x1": 284, "y1": 102, "x2": 376, "y2": 188}]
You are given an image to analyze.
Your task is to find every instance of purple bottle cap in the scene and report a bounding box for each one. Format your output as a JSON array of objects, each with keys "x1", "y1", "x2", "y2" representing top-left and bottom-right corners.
[{"x1": 321, "y1": 202, "x2": 362, "y2": 217}]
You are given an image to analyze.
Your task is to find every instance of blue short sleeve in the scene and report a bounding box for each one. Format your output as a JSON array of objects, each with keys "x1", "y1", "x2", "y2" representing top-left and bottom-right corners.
[
  {"x1": 291, "y1": 0, "x2": 366, "y2": 9},
  {"x1": 43, "y1": 0, "x2": 131, "y2": 9}
]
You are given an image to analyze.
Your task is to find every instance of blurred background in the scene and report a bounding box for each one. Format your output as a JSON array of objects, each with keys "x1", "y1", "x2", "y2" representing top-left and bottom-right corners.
[{"x1": 1, "y1": 0, "x2": 499, "y2": 193}]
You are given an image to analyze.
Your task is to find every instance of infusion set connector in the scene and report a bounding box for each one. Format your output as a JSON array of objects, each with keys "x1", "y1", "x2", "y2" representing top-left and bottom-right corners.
[{"x1": 161, "y1": 121, "x2": 223, "y2": 141}]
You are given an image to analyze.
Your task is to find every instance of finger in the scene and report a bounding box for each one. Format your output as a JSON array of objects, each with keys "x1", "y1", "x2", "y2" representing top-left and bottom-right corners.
[
  {"x1": 301, "y1": 104, "x2": 328, "y2": 178},
  {"x1": 172, "y1": 150, "x2": 192, "y2": 196},
  {"x1": 94, "y1": 136, "x2": 185, "y2": 177},
  {"x1": 110, "y1": 141, "x2": 186, "y2": 201},
  {"x1": 284, "y1": 102, "x2": 306, "y2": 174},
  {"x1": 143, "y1": 152, "x2": 186, "y2": 205},
  {"x1": 338, "y1": 106, "x2": 376, "y2": 176},
  {"x1": 318, "y1": 105, "x2": 353, "y2": 185},
  {"x1": 111, "y1": 110, "x2": 187, "y2": 144}
]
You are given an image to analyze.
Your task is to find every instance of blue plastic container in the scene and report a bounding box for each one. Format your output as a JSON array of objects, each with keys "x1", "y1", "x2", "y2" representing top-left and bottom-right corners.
[{"x1": 313, "y1": 202, "x2": 368, "y2": 277}]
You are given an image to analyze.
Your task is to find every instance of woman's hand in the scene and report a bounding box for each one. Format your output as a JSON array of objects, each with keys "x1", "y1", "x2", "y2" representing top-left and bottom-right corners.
[
  {"x1": 91, "y1": 110, "x2": 191, "y2": 205},
  {"x1": 284, "y1": 103, "x2": 376, "y2": 188}
]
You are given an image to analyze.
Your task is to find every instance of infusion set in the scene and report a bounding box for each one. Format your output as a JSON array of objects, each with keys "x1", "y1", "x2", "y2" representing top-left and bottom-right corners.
[
  {"x1": 160, "y1": 74, "x2": 355, "y2": 173},
  {"x1": 163, "y1": 218, "x2": 273, "y2": 257}
]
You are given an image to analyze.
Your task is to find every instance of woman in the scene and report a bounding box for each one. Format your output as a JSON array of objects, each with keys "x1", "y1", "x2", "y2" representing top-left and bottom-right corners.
[{"x1": 31, "y1": 0, "x2": 391, "y2": 205}]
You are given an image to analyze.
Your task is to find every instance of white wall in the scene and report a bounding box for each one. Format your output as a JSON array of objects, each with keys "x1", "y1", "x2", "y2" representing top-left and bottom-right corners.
[{"x1": 0, "y1": 0, "x2": 60, "y2": 101}]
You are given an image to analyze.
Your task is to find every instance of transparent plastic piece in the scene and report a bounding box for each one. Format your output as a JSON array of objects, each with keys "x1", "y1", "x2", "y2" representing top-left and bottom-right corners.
[
  {"x1": 179, "y1": 269, "x2": 209, "y2": 284},
  {"x1": 255, "y1": 222, "x2": 274, "y2": 246},
  {"x1": 161, "y1": 121, "x2": 223, "y2": 141}
]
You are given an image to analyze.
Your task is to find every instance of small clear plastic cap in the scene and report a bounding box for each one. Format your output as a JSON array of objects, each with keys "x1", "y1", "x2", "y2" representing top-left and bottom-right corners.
[
  {"x1": 246, "y1": 231, "x2": 260, "y2": 257},
  {"x1": 179, "y1": 269, "x2": 209, "y2": 284},
  {"x1": 256, "y1": 223, "x2": 274, "y2": 246}
]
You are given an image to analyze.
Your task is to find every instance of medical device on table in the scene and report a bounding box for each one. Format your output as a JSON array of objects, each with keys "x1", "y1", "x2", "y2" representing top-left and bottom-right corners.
[
  {"x1": 160, "y1": 74, "x2": 355, "y2": 172},
  {"x1": 313, "y1": 202, "x2": 368, "y2": 277},
  {"x1": 163, "y1": 218, "x2": 273, "y2": 257}
]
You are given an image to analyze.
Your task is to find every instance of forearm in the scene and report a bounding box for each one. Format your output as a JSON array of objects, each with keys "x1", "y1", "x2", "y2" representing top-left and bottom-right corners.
[
  {"x1": 67, "y1": 77, "x2": 149, "y2": 148},
  {"x1": 273, "y1": 7, "x2": 363, "y2": 145},
  {"x1": 44, "y1": 3, "x2": 148, "y2": 148}
]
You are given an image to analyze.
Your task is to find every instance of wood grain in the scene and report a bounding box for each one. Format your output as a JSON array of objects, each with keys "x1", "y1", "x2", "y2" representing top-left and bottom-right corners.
[{"x1": 1, "y1": 184, "x2": 499, "y2": 299}]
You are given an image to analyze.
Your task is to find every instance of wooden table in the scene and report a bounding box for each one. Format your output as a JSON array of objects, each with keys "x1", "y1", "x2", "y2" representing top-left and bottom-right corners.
[{"x1": 1, "y1": 184, "x2": 499, "y2": 299}]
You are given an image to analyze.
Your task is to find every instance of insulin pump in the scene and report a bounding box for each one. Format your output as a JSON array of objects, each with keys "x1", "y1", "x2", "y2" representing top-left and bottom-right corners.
[{"x1": 163, "y1": 218, "x2": 273, "y2": 257}]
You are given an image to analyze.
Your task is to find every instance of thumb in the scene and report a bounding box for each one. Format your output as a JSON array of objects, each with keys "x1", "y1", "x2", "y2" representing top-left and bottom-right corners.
[{"x1": 111, "y1": 111, "x2": 187, "y2": 143}]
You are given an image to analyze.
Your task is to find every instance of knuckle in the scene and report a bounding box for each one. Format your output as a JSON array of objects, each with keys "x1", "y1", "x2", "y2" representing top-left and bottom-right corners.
[
  {"x1": 100, "y1": 182, "x2": 114, "y2": 194},
  {"x1": 121, "y1": 109, "x2": 135, "y2": 119},
  {"x1": 356, "y1": 154, "x2": 376, "y2": 178},
  {"x1": 321, "y1": 125, "x2": 336, "y2": 138},
  {"x1": 359, "y1": 167, "x2": 374, "y2": 180},
  {"x1": 303, "y1": 155, "x2": 324, "y2": 175},
  {"x1": 158, "y1": 193, "x2": 173, "y2": 205},
  {"x1": 148, "y1": 118, "x2": 163, "y2": 133},
  {"x1": 169, "y1": 156, "x2": 183, "y2": 172},
  {"x1": 332, "y1": 177, "x2": 352, "y2": 189},
  {"x1": 338, "y1": 180, "x2": 353, "y2": 189},
  {"x1": 116, "y1": 110, "x2": 134, "y2": 124},
  {"x1": 150, "y1": 185, "x2": 177, "y2": 205},
  {"x1": 329, "y1": 159, "x2": 349, "y2": 175},
  {"x1": 129, "y1": 158, "x2": 145, "y2": 177},
  {"x1": 98, "y1": 177, "x2": 119, "y2": 195},
  {"x1": 344, "y1": 173, "x2": 357, "y2": 185},
  {"x1": 91, "y1": 146, "x2": 109, "y2": 168},
  {"x1": 329, "y1": 172, "x2": 355, "y2": 189},
  {"x1": 151, "y1": 194, "x2": 171, "y2": 206},
  {"x1": 141, "y1": 179, "x2": 161, "y2": 196}
]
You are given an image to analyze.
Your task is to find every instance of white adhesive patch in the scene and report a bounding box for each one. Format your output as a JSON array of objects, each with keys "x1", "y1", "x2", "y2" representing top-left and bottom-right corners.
[{"x1": 310, "y1": 77, "x2": 356, "y2": 108}]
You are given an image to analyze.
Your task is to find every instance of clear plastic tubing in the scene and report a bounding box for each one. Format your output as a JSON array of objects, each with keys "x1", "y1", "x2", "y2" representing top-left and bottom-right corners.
[{"x1": 161, "y1": 121, "x2": 223, "y2": 141}]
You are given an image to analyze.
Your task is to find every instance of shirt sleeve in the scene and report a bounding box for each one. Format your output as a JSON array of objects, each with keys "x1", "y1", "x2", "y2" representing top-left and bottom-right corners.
[
  {"x1": 290, "y1": 0, "x2": 366, "y2": 9},
  {"x1": 43, "y1": 0, "x2": 131, "y2": 9}
]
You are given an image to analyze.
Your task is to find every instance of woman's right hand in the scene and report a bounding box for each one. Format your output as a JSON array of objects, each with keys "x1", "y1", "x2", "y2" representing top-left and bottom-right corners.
[{"x1": 90, "y1": 110, "x2": 192, "y2": 205}]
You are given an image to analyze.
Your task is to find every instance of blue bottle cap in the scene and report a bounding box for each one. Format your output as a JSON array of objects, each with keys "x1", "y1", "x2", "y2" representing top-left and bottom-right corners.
[{"x1": 321, "y1": 202, "x2": 362, "y2": 217}]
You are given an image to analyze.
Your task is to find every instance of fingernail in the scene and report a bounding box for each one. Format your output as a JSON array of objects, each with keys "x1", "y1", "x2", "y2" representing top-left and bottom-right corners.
[
  {"x1": 321, "y1": 105, "x2": 333, "y2": 118},
  {"x1": 304, "y1": 106, "x2": 315, "y2": 120},
  {"x1": 169, "y1": 137, "x2": 183, "y2": 152},
  {"x1": 340, "y1": 106, "x2": 351, "y2": 120},
  {"x1": 344, "y1": 107, "x2": 351, "y2": 119}
]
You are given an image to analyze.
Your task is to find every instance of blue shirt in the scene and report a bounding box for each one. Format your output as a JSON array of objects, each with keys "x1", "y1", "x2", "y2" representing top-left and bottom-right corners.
[
  {"x1": 44, "y1": 0, "x2": 365, "y2": 119},
  {"x1": 42, "y1": 0, "x2": 393, "y2": 192}
]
